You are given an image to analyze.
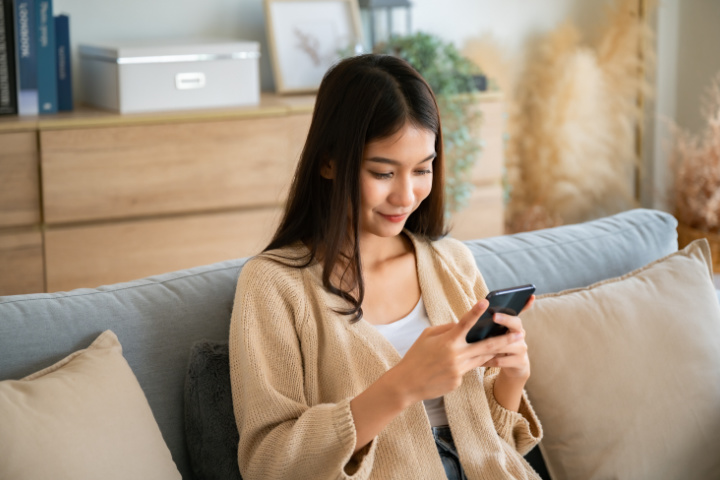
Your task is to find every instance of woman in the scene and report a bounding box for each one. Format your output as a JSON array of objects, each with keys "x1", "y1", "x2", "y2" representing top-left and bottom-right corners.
[{"x1": 229, "y1": 54, "x2": 542, "y2": 480}]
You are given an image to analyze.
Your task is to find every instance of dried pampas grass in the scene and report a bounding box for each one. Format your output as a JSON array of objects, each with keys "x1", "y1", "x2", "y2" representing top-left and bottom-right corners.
[
  {"x1": 671, "y1": 73, "x2": 720, "y2": 233},
  {"x1": 506, "y1": 0, "x2": 654, "y2": 232}
]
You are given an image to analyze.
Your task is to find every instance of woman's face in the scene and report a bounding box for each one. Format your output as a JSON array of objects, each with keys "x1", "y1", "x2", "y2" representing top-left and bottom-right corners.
[{"x1": 359, "y1": 122, "x2": 436, "y2": 239}]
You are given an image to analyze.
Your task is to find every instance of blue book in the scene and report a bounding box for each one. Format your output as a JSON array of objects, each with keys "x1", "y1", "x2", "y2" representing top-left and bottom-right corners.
[
  {"x1": 54, "y1": 13, "x2": 70, "y2": 111},
  {"x1": 35, "y1": 0, "x2": 55, "y2": 113},
  {"x1": 14, "y1": 0, "x2": 37, "y2": 115}
]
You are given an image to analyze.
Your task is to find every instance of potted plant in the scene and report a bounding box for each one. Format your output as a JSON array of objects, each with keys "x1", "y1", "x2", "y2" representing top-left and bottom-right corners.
[
  {"x1": 671, "y1": 73, "x2": 720, "y2": 273},
  {"x1": 372, "y1": 32, "x2": 486, "y2": 215}
]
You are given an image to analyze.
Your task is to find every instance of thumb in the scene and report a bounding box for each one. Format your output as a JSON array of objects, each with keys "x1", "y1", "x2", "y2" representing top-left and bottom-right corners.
[{"x1": 457, "y1": 299, "x2": 488, "y2": 336}]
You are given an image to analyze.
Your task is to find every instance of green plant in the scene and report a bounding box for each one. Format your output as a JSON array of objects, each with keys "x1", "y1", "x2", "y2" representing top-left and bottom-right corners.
[{"x1": 372, "y1": 32, "x2": 484, "y2": 215}]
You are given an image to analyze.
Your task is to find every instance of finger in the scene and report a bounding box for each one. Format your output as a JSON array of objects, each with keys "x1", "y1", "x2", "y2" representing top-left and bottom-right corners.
[
  {"x1": 484, "y1": 352, "x2": 529, "y2": 369},
  {"x1": 471, "y1": 343, "x2": 523, "y2": 365},
  {"x1": 520, "y1": 295, "x2": 535, "y2": 314},
  {"x1": 423, "y1": 323, "x2": 455, "y2": 337},
  {"x1": 456, "y1": 299, "x2": 489, "y2": 336},
  {"x1": 467, "y1": 330, "x2": 523, "y2": 357},
  {"x1": 486, "y1": 342, "x2": 527, "y2": 358},
  {"x1": 481, "y1": 356, "x2": 500, "y2": 368},
  {"x1": 493, "y1": 313, "x2": 525, "y2": 335}
]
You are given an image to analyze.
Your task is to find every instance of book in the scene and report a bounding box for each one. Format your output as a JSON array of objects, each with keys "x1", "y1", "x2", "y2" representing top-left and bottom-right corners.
[
  {"x1": 0, "y1": 0, "x2": 17, "y2": 114},
  {"x1": 35, "y1": 0, "x2": 55, "y2": 113},
  {"x1": 54, "y1": 13, "x2": 70, "y2": 111},
  {"x1": 14, "y1": 0, "x2": 37, "y2": 115}
]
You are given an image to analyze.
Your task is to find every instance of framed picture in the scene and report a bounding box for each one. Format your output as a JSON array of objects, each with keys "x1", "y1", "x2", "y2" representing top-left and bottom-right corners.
[{"x1": 265, "y1": 0, "x2": 363, "y2": 94}]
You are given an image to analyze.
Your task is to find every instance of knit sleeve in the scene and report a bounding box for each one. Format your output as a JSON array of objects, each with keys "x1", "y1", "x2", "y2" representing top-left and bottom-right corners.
[
  {"x1": 462, "y1": 244, "x2": 543, "y2": 455},
  {"x1": 229, "y1": 257, "x2": 377, "y2": 480},
  {"x1": 483, "y1": 367, "x2": 543, "y2": 455}
]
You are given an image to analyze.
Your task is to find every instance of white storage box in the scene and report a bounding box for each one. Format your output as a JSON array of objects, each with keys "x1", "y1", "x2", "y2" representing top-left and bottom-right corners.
[{"x1": 79, "y1": 40, "x2": 261, "y2": 114}]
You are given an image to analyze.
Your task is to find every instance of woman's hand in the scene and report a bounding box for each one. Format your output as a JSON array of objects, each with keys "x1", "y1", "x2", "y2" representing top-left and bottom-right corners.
[
  {"x1": 349, "y1": 296, "x2": 536, "y2": 453},
  {"x1": 481, "y1": 295, "x2": 535, "y2": 379},
  {"x1": 391, "y1": 299, "x2": 526, "y2": 404},
  {"x1": 482, "y1": 295, "x2": 535, "y2": 412}
]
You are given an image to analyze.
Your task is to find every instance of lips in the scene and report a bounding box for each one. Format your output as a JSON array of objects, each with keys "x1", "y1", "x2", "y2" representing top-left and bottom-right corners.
[{"x1": 379, "y1": 212, "x2": 410, "y2": 223}]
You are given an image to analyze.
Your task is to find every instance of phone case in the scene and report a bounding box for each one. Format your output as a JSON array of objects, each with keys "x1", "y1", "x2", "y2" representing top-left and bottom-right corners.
[{"x1": 465, "y1": 284, "x2": 535, "y2": 343}]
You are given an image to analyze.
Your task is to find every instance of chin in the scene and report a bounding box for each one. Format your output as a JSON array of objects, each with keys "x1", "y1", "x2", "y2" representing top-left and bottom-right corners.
[{"x1": 365, "y1": 222, "x2": 406, "y2": 239}]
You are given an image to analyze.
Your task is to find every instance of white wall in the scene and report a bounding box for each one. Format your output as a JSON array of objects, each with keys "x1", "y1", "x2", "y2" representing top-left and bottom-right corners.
[
  {"x1": 54, "y1": 0, "x2": 274, "y2": 92},
  {"x1": 54, "y1": 0, "x2": 610, "y2": 96},
  {"x1": 412, "y1": 0, "x2": 609, "y2": 62},
  {"x1": 53, "y1": 0, "x2": 717, "y2": 211}
]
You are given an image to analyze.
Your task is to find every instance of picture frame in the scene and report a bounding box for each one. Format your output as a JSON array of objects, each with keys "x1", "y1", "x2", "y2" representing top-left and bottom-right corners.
[{"x1": 264, "y1": 0, "x2": 363, "y2": 94}]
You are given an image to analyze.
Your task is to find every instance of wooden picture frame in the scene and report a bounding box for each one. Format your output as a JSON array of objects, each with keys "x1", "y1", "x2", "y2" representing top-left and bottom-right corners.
[{"x1": 264, "y1": 0, "x2": 363, "y2": 94}]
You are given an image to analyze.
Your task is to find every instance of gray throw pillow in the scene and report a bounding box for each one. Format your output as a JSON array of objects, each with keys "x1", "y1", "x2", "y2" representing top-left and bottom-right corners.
[{"x1": 184, "y1": 341, "x2": 242, "y2": 480}]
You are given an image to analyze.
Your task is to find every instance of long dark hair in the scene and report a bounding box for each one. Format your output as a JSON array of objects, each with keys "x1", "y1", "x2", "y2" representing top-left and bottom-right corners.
[{"x1": 265, "y1": 54, "x2": 446, "y2": 321}]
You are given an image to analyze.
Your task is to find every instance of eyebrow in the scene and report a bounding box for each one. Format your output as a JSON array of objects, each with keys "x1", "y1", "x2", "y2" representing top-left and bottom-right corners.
[{"x1": 365, "y1": 153, "x2": 437, "y2": 166}]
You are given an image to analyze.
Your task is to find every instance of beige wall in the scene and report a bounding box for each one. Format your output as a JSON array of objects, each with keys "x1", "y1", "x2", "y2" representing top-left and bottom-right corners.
[
  {"x1": 674, "y1": 0, "x2": 720, "y2": 135},
  {"x1": 644, "y1": 0, "x2": 720, "y2": 210}
]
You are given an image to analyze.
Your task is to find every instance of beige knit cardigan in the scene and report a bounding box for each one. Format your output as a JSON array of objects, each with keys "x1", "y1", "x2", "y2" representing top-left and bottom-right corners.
[{"x1": 229, "y1": 233, "x2": 543, "y2": 480}]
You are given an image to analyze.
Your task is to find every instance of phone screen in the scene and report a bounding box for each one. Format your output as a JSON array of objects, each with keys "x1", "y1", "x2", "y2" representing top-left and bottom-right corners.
[{"x1": 465, "y1": 284, "x2": 536, "y2": 343}]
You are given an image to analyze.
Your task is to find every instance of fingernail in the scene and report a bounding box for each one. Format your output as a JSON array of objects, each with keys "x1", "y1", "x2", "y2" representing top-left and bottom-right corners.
[
  {"x1": 513, "y1": 332, "x2": 523, "y2": 341},
  {"x1": 494, "y1": 313, "x2": 505, "y2": 322}
]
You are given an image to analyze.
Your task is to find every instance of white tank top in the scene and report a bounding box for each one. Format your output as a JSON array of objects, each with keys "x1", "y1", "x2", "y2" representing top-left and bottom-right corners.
[{"x1": 371, "y1": 298, "x2": 449, "y2": 427}]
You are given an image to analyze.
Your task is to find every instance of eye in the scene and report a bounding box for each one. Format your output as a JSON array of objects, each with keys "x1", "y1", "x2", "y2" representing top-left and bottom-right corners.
[
  {"x1": 371, "y1": 171, "x2": 393, "y2": 179},
  {"x1": 415, "y1": 169, "x2": 433, "y2": 176}
]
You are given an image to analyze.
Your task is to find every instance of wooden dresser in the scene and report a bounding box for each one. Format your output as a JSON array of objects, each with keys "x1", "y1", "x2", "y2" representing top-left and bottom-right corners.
[{"x1": 0, "y1": 93, "x2": 505, "y2": 295}]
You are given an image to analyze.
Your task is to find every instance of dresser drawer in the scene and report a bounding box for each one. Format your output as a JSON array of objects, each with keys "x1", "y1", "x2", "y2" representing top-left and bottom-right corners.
[
  {"x1": 0, "y1": 132, "x2": 40, "y2": 228},
  {"x1": 41, "y1": 114, "x2": 311, "y2": 224},
  {"x1": 0, "y1": 229, "x2": 44, "y2": 295},
  {"x1": 44, "y1": 208, "x2": 283, "y2": 291}
]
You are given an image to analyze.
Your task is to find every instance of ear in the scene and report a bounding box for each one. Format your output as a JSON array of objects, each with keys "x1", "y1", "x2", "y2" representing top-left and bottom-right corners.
[{"x1": 320, "y1": 159, "x2": 336, "y2": 180}]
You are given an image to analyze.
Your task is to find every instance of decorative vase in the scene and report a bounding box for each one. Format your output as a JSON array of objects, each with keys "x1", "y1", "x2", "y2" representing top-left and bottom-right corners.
[{"x1": 677, "y1": 221, "x2": 720, "y2": 274}]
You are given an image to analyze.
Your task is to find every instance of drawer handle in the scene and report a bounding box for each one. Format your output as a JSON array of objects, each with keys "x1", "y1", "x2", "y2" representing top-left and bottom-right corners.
[{"x1": 175, "y1": 72, "x2": 206, "y2": 90}]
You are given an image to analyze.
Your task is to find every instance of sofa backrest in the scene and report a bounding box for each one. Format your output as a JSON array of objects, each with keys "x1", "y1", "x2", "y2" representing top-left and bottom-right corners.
[
  {"x1": 0, "y1": 208, "x2": 678, "y2": 479},
  {"x1": 465, "y1": 208, "x2": 678, "y2": 294},
  {"x1": 0, "y1": 259, "x2": 247, "y2": 479}
]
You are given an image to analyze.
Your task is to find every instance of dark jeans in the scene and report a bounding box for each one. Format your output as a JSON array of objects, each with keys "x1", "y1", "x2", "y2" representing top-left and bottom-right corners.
[{"x1": 432, "y1": 426, "x2": 467, "y2": 480}]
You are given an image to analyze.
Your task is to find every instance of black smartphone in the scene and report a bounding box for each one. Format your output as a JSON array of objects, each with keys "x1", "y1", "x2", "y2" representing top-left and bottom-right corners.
[{"x1": 465, "y1": 284, "x2": 536, "y2": 343}]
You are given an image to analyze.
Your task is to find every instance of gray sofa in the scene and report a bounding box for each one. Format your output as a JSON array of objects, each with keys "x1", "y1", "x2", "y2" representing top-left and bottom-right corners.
[{"x1": 0, "y1": 208, "x2": 681, "y2": 479}]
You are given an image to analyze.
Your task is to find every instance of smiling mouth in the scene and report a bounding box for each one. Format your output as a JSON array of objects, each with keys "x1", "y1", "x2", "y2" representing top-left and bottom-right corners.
[{"x1": 379, "y1": 212, "x2": 410, "y2": 223}]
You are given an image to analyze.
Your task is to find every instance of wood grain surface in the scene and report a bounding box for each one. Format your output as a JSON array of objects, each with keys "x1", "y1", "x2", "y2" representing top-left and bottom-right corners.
[
  {"x1": 41, "y1": 114, "x2": 311, "y2": 224},
  {"x1": 0, "y1": 229, "x2": 44, "y2": 295},
  {"x1": 0, "y1": 132, "x2": 40, "y2": 228},
  {"x1": 44, "y1": 208, "x2": 282, "y2": 291}
]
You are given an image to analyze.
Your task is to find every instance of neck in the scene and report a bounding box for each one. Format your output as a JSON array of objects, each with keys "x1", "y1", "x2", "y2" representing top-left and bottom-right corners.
[{"x1": 358, "y1": 231, "x2": 412, "y2": 270}]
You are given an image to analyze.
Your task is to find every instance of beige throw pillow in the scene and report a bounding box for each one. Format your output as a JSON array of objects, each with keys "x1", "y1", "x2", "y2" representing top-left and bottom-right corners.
[
  {"x1": 0, "y1": 330, "x2": 181, "y2": 480},
  {"x1": 522, "y1": 239, "x2": 720, "y2": 480}
]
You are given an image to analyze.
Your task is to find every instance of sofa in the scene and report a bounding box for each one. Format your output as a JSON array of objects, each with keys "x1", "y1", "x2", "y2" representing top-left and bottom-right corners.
[{"x1": 2, "y1": 208, "x2": 719, "y2": 480}]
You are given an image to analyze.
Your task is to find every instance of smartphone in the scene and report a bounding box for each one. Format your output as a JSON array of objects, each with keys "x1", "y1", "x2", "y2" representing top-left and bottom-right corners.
[{"x1": 465, "y1": 284, "x2": 536, "y2": 343}]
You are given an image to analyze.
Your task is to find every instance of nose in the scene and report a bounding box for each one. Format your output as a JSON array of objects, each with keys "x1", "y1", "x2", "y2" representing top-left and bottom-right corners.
[{"x1": 390, "y1": 174, "x2": 415, "y2": 208}]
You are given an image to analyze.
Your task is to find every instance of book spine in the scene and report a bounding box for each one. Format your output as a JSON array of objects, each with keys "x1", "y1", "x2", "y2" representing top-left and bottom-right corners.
[
  {"x1": 35, "y1": 0, "x2": 55, "y2": 113},
  {"x1": 14, "y1": 0, "x2": 37, "y2": 115},
  {"x1": 54, "y1": 13, "x2": 70, "y2": 111},
  {"x1": 0, "y1": 0, "x2": 18, "y2": 115}
]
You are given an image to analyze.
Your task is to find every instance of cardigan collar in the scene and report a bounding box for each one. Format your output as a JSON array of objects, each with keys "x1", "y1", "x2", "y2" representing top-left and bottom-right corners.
[{"x1": 297, "y1": 231, "x2": 464, "y2": 366}]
